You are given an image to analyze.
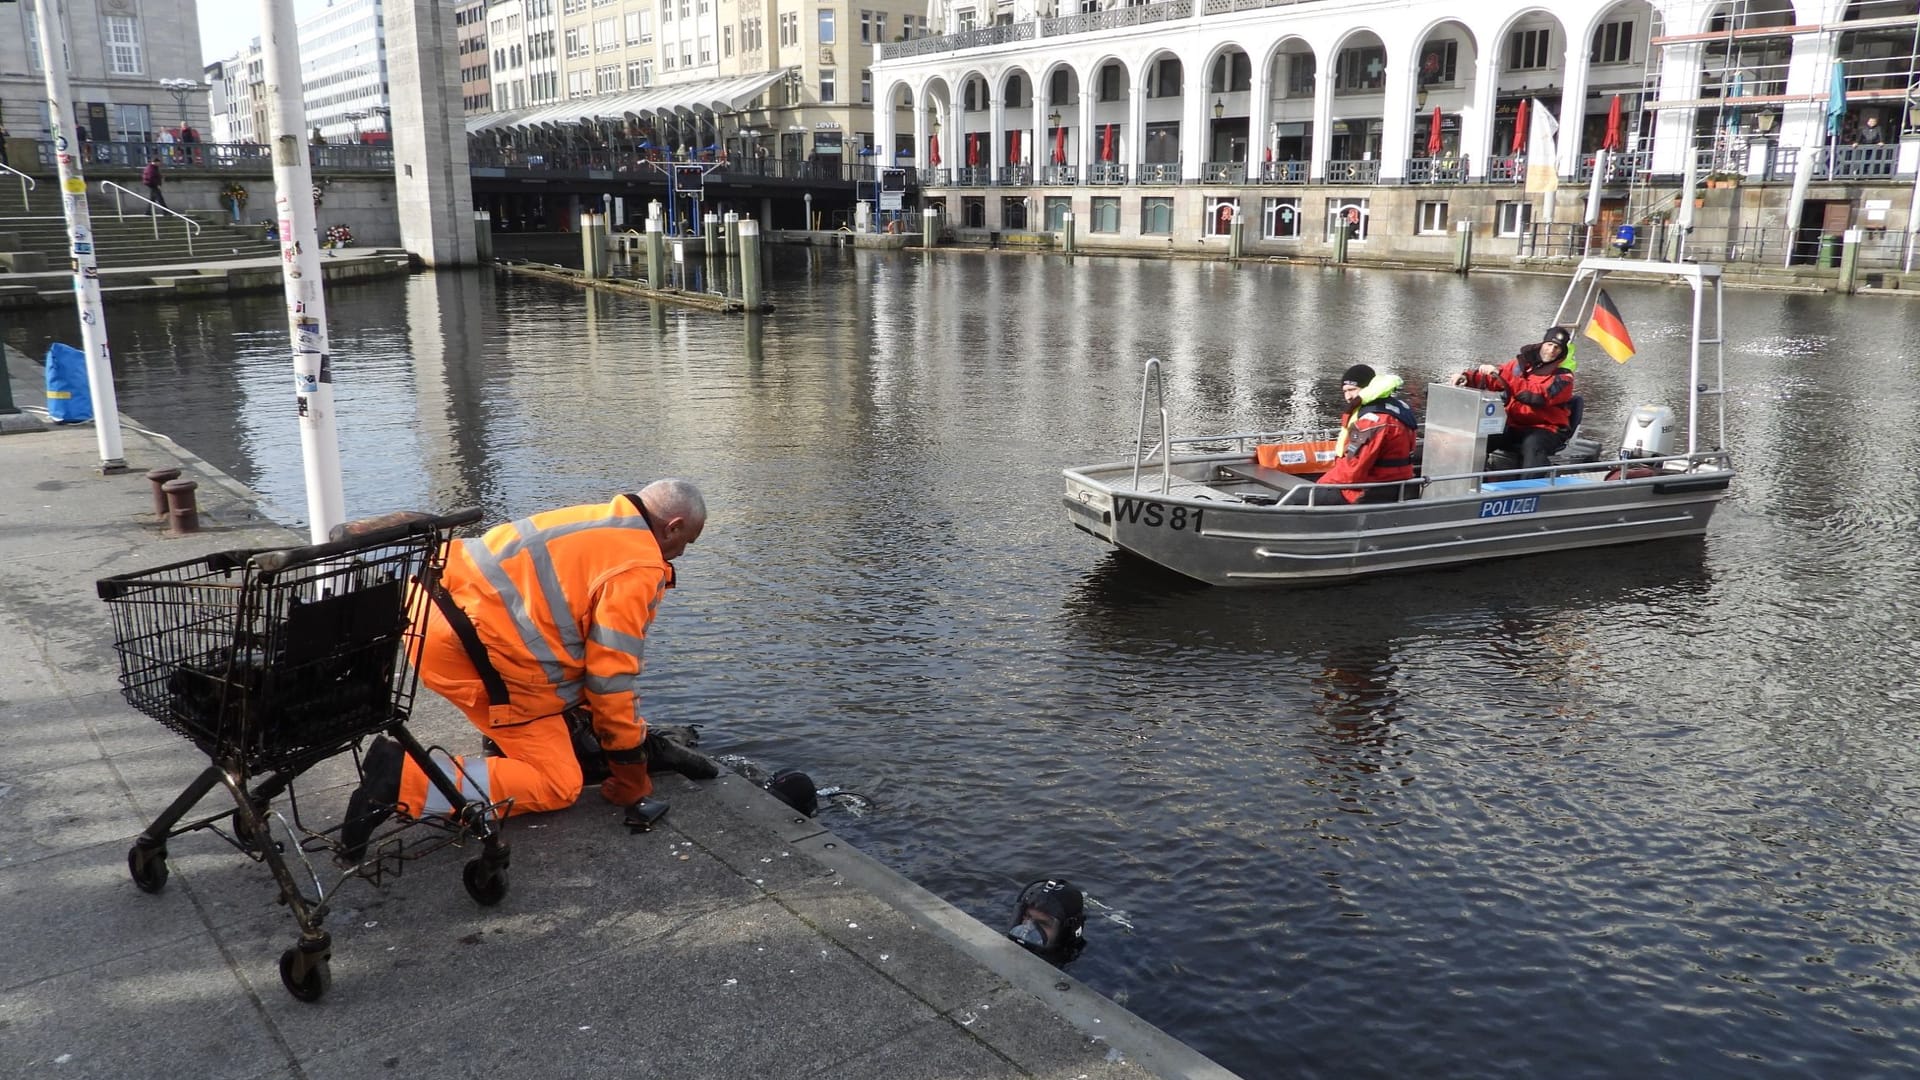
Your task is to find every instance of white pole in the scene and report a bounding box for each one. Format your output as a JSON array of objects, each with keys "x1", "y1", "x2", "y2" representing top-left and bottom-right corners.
[
  {"x1": 32, "y1": 0, "x2": 125, "y2": 471},
  {"x1": 1903, "y1": 162, "x2": 1920, "y2": 273},
  {"x1": 261, "y1": 0, "x2": 344, "y2": 542},
  {"x1": 1783, "y1": 147, "x2": 1815, "y2": 269}
]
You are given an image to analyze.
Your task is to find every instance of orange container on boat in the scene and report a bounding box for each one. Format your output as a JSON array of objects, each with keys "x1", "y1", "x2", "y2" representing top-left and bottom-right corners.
[{"x1": 1254, "y1": 440, "x2": 1339, "y2": 475}]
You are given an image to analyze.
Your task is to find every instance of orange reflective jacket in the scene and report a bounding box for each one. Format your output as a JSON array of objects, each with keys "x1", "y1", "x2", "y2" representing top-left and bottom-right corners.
[{"x1": 422, "y1": 495, "x2": 670, "y2": 752}]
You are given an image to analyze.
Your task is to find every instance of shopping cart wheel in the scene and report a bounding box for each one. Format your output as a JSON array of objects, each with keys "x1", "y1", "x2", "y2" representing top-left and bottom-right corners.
[
  {"x1": 463, "y1": 857, "x2": 510, "y2": 906},
  {"x1": 278, "y1": 937, "x2": 333, "y2": 1003},
  {"x1": 127, "y1": 839, "x2": 169, "y2": 893}
]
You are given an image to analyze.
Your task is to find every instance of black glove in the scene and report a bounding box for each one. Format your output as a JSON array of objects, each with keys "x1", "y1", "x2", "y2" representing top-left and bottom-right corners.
[{"x1": 643, "y1": 728, "x2": 719, "y2": 780}]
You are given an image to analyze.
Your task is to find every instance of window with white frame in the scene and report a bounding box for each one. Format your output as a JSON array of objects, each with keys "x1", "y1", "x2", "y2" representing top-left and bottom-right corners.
[
  {"x1": 105, "y1": 15, "x2": 143, "y2": 76},
  {"x1": 1590, "y1": 19, "x2": 1634, "y2": 64},
  {"x1": 1091, "y1": 196, "x2": 1120, "y2": 233},
  {"x1": 1417, "y1": 200, "x2": 1449, "y2": 234},
  {"x1": 699, "y1": 35, "x2": 711, "y2": 63},
  {"x1": 957, "y1": 8, "x2": 976, "y2": 32},
  {"x1": 1334, "y1": 46, "x2": 1385, "y2": 92},
  {"x1": 1508, "y1": 28, "x2": 1551, "y2": 71},
  {"x1": 1205, "y1": 197, "x2": 1240, "y2": 236},
  {"x1": 597, "y1": 65, "x2": 621, "y2": 92},
  {"x1": 1263, "y1": 196, "x2": 1301, "y2": 238},
  {"x1": 874, "y1": 12, "x2": 886, "y2": 41},
  {"x1": 627, "y1": 59, "x2": 648, "y2": 86},
  {"x1": 1325, "y1": 198, "x2": 1369, "y2": 241},
  {"x1": 860, "y1": 68, "x2": 871, "y2": 103},
  {"x1": 625, "y1": 10, "x2": 651, "y2": 43},
  {"x1": 596, "y1": 17, "x2": 618, "y2": 50},
  {"x1": 818, "y1": 9, "x2": 835, "y2": 44},
  {"x1": 1496, "y1": 200, "x2": 1530, "y2": 237},
  {"x1": 661, "y1": 0, "x2": 672, "y2": 22},
  {"x1": 820, "y1": 69, "x2": 836, "y2": 102},
  {"x1": 860, "y1": 10, "x2": 872, "y2": 42},
  {"x1": 566, "y1": 69, "x2": 591, "y2": 97},
  {"x1": 565, "y1": 27, "x2": 585, "y2": 56}
]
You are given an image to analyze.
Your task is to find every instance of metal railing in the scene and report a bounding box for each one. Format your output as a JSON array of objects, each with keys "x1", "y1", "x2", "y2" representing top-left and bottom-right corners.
[
  {"x1": 877, "y1": 20, "x2": 1035, "y2": 60},
  {"x1": 1138, "y1": 162, "x2": 1181, "y2": 184},
  {"x1": 1041, "y1": 0, "x2": 1192, "y2": 38},
  {"x1": 35, "y1": 139, "x2": 391, "y2": 173},
  {"x1": 919, "y1": 167, "x2": 950, "y2": 186},
  {"x1": 1487, "y1": 156, "x2": 1526, "y2": 184},
  {"x1": 1261, "y1": 160, "x2": 1308, "y2": 184},
  {"x1": 1203, "y1": 161, "x2": 1246, "y2": 184},
  {"x1": 999, "y1": 165, "x2": 1032, "y2": 185},
  {"x1": 1088, "y1": 163, "x2": 1128, "y2": 185},
  {"x1": 1041, "y1": 164, "x2": 1078, "y2": 185},
  {"x1": 0, "y1": 160, "x2": 35, "y2": 210},
  {"x1": 1326, "y1": 159, "x2": 1381, "y2": 184},
  {"x1": 1404, "y1": 156, "x2": 1469, "y2": 184},
  {"x1": 99, "y1": 180, "x2": 202, "y2": 256}
]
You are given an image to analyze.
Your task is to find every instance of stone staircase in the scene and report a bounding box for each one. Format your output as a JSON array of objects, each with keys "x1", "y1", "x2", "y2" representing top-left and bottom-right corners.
[{"x1": 0, "y1": 170, "x2": 281, "y2": 273}]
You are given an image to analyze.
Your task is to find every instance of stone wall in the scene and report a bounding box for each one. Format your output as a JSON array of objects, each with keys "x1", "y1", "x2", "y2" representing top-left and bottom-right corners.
[{"x1": 129, "y1": 173, "x2": 402, "y2": 247}]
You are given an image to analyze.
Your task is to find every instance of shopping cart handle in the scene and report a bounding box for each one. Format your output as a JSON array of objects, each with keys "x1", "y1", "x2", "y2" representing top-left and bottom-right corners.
[{"x1": 248, "y1": 508, "x2": 484, "y2": 575}]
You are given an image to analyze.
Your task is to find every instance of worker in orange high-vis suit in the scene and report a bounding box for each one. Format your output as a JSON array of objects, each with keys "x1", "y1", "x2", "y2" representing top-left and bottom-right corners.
[{"x1": 342, "y1": 479, "x2": 714, "y2": 861}]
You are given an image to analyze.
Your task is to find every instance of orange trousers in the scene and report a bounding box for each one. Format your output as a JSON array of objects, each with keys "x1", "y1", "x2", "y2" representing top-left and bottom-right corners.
[{"x1": 397, "y1": 616, "x2": 651, "y2": 819}]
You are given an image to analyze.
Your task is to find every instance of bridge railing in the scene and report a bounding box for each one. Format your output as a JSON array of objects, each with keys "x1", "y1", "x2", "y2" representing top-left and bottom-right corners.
[{"x1": 33, "y1": 139, "x2": 392, "y2": 173}]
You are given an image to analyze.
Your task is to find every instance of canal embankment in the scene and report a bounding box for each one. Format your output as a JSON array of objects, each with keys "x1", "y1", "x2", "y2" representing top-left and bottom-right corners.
[{"x1": 0, "y1": 343, "x2": 1233, "y2": 1080}]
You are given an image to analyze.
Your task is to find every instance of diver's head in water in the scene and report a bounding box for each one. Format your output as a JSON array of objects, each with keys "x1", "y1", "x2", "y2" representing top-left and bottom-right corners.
[{"x1": 1007, "y1": 879, "x2": 1086, "y2": 962}]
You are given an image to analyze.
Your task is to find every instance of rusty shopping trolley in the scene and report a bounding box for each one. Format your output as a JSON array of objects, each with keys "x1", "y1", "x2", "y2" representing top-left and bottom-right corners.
[{"x1": 95, "y1": 508, "x2": 510, "y2": 1002}]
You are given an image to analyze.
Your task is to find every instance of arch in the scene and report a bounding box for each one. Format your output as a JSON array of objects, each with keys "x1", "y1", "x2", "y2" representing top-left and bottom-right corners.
[
  {"x1": 1202, "y1": 43, "x2": 1253, "y2": 95},
  {"x1": 1407, "y1": 20, "x2": 1478, "y2": 162}
]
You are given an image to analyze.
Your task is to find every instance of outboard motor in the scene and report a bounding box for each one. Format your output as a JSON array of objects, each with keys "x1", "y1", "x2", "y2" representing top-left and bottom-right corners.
[{"x1": 1619, "y1": 405, "x2": 1678, "y2": 459}]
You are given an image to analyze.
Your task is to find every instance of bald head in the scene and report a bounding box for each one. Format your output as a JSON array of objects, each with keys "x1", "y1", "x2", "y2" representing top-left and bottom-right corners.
[{"x1": 637, "y1": 478, "x2": 706, "y2": 561}]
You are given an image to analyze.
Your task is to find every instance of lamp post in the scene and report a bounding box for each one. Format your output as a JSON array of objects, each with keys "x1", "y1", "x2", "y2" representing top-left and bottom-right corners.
[
  {"x1": 345, "y1": 110, "x2": 369, "y2": 143},
  {"x1": 159, "y1": 77, "x2": 197, "y2": 131}
]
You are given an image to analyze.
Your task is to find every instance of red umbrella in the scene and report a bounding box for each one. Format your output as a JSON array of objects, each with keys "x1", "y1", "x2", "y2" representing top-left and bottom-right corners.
[
  {"x1": 1601, "y1": 94, "x2": 1623, "y2": 152},
  {"x1": 1264, "y1": 145, "x2": 1273, "y2": 164},
  {"x1": 1426, "y1": 106, "x2": 1444, "y2": 157},
  {"x1": 929, "y1": 133, "x2": 941, "y2": 167},
  {"x1": 1010, "y1": 129, "x2": 1022, "y2": 164},
  {"x1": 1511, "y1": 98, "x2": 1529, "y2": 156},
  {"x1": 966, "y1": 133, "x2": 978, "y2": 168},
  {"x1": 1100, "y1": 124, "x2": 1114, "y2": 163}
]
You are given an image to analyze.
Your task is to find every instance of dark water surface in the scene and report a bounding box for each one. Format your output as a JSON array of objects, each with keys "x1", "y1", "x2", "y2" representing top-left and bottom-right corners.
[{"x1": 13, "y1": 253, "x2": 1920, "y2": 1078}]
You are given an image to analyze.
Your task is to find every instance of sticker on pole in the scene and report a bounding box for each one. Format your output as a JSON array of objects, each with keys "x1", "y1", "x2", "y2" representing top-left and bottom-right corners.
[{"x1": 63, "y1": 178, "x2": 86, "y2": 194}]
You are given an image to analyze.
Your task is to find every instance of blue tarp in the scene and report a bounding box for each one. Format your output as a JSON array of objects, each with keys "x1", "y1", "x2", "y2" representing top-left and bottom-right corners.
[{"x1": 44, "y1": 343, "x2": 91, "y2": 424}]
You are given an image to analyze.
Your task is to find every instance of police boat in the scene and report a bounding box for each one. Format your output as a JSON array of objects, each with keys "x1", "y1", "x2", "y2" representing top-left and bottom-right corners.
[{"x1": 1061, "y1": 258, "x2": 1735, "y2": 586}]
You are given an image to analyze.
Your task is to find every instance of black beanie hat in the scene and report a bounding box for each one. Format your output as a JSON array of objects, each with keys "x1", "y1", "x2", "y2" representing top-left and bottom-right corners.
[{"x1": 1341, "y1": 364, "x2": 1376, "y2": 387}]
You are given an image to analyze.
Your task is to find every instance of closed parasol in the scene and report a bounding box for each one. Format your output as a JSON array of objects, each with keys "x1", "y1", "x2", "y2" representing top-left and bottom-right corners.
[
  {"x1": 1053, "y1": 124, "x2": 1067, "y2": 165},
  {"x1": 1511, "y1": 99, "x2": 1529, "y2": 156},
  {"x1": 1426, "y1": 106, "x2": 1444, "y2": 157},
  {"x1": 1601, "y1": 94, "x2": 1623, "y2": 152}
]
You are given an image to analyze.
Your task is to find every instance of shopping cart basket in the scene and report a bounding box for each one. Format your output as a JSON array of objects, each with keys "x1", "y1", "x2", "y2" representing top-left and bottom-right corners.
[{"x1": 96, "y1": 508, "x2": 510, "y2": 1002}]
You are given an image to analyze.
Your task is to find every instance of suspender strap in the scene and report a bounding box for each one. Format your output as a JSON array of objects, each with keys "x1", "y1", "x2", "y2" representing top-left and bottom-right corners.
[{"x1": 430, "y1": 584, "x2": 512, "y2": 707}]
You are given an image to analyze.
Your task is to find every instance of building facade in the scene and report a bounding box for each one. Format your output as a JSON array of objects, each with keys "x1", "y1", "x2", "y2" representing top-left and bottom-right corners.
[
  {"x1": 469, "y1": 0, "x2": 933, "y2": 172},
  {"x1": 301, "y1": 0, "x2": 392, "y2": 142},
  {"x1": 458, "y1": 0, "x2": 492, "y2": 114},
  {"x1": 871, "y1": 0, "x2": 1919, "y2": 249},
  {"x1": 0, "y1": 0, "x2": 209, "y2": 145}
]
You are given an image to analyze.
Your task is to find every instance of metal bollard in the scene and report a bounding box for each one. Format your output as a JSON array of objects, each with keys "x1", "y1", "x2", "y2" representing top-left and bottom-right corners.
[
  {"x1": 162, "y1": 478, "x2": 200, "y2": 535},
  {"x1": 145, "y1": 467, "x2": 182, "y2": 515}
]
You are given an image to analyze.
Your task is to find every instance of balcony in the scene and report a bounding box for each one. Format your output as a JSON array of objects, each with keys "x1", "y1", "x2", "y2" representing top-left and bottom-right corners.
[
  {"x1": 1325, "y1": 159, "x2": 1381, "y2": 184},
  {"x1": 1202, "y1": 162, "x2": 1246, "y2": 184}
]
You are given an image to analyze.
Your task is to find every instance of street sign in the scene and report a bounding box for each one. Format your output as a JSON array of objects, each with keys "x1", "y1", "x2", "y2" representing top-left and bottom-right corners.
[
  {"x1": 879, "y1": 167, "x2": 905, "y2": 211},
  {"x1": 672, "y1": 163, "x2": 705, "y2": 198}
]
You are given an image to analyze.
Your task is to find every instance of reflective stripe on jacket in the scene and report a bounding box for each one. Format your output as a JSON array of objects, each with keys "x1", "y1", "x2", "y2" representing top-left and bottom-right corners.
[{"x1": 425, "y1": 495, "x2": 668, "y2": 752}]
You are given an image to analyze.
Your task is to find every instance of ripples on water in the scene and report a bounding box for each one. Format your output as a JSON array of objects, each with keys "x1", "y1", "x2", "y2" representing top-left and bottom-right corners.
[{"x1": 12, "y1": 255, "x2": 1920, "y2": 1078}]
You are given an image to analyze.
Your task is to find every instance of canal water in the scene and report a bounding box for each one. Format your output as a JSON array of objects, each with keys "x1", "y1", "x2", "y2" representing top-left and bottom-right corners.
[{"x1": 12, "y1": 253, "x2": 1920, "y2": 1078}]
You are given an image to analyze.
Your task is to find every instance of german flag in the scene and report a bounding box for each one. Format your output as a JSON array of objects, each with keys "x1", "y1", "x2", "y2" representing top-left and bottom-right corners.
[{"x1": 1584, "y1": 289, "x2": 1636, "y2": 363}]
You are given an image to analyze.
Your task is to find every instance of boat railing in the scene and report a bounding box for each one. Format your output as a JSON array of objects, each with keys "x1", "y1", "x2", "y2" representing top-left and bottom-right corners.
[
  {"x1": 1275, "y1": 450, "x2": 1732, "y2": 505},
  {"x1": 1132, "y1": 357, "x2": 1171, "y2": 494}
]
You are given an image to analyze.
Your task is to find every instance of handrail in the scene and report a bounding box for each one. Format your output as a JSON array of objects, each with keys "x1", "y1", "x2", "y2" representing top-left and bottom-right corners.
[
  {"x1": 1132, "y1": 358, "x2": 1171, "y2": 496},
  {"x1": 0, "y1": 161, "x2": 34, "y2": 210},
  {"x1": 99, "y1": 180, "x2": 201, "y2": 256}
]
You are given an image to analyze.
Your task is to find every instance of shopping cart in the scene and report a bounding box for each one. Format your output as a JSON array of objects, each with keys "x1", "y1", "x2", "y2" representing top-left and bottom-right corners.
[{"x1": 96, "y1": 508, "x2": 511, "y2": 1002}]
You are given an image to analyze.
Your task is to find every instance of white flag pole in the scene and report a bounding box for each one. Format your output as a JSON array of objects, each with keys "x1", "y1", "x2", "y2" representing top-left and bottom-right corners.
[
  {"x1": 31, "y1": 0, "x2": 125, "y2": 471},
  {"x1": 261, "y1": 0, "x2": 345, "y2": 542}
]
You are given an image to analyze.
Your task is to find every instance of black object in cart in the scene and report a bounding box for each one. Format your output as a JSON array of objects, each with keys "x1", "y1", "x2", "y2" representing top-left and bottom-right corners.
[{"x1": 96, "y1": 508, "x2": 509, "y2": 1003}]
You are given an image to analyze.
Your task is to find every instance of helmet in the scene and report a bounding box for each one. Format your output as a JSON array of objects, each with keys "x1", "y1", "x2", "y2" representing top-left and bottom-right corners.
[
  {"x1": 1542, "y1": 326, "x2": 1572, "y2": 346},
  {"x1": 1006, "y1": 879, "x2": 1086, "y2": 962}
]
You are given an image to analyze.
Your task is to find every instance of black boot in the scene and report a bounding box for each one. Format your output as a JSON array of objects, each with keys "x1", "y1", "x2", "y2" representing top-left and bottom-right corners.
[{"x1": 340, "y1": 736, "x2": 404, "y2": 862}]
